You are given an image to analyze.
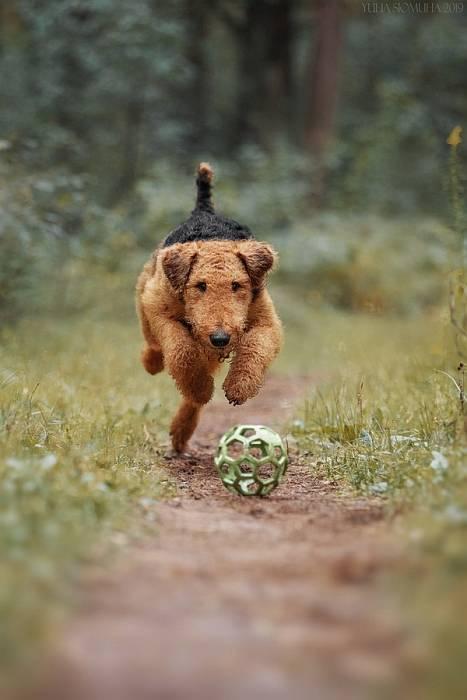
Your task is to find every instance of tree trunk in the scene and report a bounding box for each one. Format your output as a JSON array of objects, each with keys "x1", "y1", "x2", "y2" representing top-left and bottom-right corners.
[
  {"x1": 230, "y1": 0, "x2": 294, "y2": 152},
  {"x1": 305, "y1": 0, "x2": 343, "y2": 206},
  {"x1": 231, "y1": 0, "x2": 264, "y2": 150},
  {"x1": 109, "y1": 97, "x2": 144, "y2": 204},
  {"x1": 264, "y1": 0, "x2": 293, "y2": 144},
  {"x1": 186, "y1": 1, "x2": 209, "y2": 149}
]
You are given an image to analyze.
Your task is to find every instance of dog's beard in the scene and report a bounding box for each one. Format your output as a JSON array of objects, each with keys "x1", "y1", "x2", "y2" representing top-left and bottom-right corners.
[
  {"x1": 217, "y1": 347, "x2": 232, "y2": 362},
  {"x1": 199, "y1": 341, "x2": 233, "y2": 362}
]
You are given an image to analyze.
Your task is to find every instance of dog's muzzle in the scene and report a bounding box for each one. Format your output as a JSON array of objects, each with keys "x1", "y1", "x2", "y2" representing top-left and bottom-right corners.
[{"x1": 209, "y1": 330, "x2": 231, "y2": 348}]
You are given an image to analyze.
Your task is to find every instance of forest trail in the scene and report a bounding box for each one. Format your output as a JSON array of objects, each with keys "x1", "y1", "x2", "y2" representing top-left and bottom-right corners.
[{"x1": 32, "y1": 376, "x2": 408, "y2": 700}]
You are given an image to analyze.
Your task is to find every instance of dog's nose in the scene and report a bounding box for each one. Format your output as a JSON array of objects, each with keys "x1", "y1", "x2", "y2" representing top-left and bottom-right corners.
[{"x1": 209, "y1": 330, "x2": 231, "y2": 348}]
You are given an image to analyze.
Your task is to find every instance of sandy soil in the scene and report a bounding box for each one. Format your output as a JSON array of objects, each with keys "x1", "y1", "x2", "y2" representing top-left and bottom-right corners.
[{"x1": 30, "y1": 375, "x2": 409, "y2": 700}]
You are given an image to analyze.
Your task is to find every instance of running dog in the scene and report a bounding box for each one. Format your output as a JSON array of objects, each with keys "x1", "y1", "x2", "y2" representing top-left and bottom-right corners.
[{"x1": 136, "y1": 163, "x2": 283, "y2": 453}]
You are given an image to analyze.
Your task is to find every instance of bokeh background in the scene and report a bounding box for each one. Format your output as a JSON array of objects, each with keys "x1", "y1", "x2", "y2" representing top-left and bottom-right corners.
[
  {"x1": 1, "y1": 0, "x2": 466, "y2": 323},
  {"x1": 1, "y1": 1, "x2": 467, "y2": 697}
]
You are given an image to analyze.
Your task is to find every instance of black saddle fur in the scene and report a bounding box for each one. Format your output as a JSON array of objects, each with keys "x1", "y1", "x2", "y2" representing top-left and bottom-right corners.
[{"x1": 162, "y1": 165, "x2": 253, "y2": 247}]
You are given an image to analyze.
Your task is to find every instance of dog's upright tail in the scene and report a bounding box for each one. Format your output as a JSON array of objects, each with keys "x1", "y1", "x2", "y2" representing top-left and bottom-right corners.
[{"x1": 195, "y1": 162, "x2": 214, "y2": 213}]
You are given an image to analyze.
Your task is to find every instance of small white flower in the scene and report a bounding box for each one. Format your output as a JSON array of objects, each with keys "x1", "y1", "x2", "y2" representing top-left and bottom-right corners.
[
  {"x1": 359, "y1": 430, "x2": 373, "y2": 447},
  {"x1": 6, "y1": 457, "x2": 25, "y2": 470},
  {"x1": 370, "y1": 481, "x2": 388, "y2": 494},
  {"x1": 392, "y1": 434, "x2": 418, "y2": 445},
  {"x1": 40, "y1": 454, "x2": 57, "y2": 470},
  {"x1": 431, "y1": 451, "x2": 448, "y2": 471},
  {"x1": 443, "y1": 505, "x2": 467, "y2": 524},
  {"x1": 139, "y1": 497, "x2": 157, "y2": 508}
]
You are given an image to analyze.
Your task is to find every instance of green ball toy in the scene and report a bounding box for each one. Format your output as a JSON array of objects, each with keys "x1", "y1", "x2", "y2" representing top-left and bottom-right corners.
[{"x1": 214, "y1": 424, "x2": 288, "y2": 496}]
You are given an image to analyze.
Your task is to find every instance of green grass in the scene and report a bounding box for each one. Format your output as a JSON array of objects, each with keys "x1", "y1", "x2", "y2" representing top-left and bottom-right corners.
[
  {"x1": 0, "y1": 291, "x2": 336, "y2": 675},
  {"x1": 0, "y1": 318, "x2": 178, "y2": 670},
  {"x1": 287, "y1": 308, "x2": 463, "y2": 503},
  {"x1": 283, "y1": 306, "x2": 467, "y2": 697},
  {"x1": 1, "y1": 296, "x2": 466, "y2": 695}
]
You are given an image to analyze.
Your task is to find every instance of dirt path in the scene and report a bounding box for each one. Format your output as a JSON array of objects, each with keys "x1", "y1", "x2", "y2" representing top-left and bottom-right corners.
[{"x1": 33, "y1": 376, "x2": 407, "y2": 700}]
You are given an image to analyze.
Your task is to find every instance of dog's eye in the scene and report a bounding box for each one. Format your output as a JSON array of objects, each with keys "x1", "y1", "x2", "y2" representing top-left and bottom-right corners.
[
  {"x1": 195, "y1": 281, "x2": 207, "y2": 292},
  {"x1": 232, "y1": 282, "x2": 241, "y2": 292}
]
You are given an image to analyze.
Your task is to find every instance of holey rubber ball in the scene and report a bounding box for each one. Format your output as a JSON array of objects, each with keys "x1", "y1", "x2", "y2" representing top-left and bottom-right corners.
[{"x1": 214, "y1": 424, "x2": 288, "y2": 497}]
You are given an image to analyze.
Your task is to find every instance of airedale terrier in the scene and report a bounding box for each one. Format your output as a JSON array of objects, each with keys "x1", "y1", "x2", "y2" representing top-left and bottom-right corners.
[{"x1": 136, "y1": 163, "x2": 283, "y2": 453}]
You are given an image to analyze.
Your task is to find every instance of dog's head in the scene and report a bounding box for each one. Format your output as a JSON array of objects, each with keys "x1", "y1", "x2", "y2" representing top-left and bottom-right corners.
[{"x1": 161, "y1": 240, "x2": 276, "y2": 355}]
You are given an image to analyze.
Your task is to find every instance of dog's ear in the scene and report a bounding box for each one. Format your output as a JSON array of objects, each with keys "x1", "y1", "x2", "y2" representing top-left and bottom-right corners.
[
  {"x1": 162, "y1": 244, "x2": 198, "y2": 295},
  {"x1": 237, "y1": 241, "x2": 277, "y2": 290}
]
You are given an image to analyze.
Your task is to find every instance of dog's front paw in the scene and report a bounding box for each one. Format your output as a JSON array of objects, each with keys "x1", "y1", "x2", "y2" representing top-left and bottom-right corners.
[{"x1": 223, "y1": 373, "x2": 262, "y2": 406}]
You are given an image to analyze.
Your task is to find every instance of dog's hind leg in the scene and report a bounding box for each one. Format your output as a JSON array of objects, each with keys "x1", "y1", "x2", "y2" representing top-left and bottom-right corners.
[
  {"x1": 138, "y1": 303, "x2": 164, "y2": 374},
  {"x1": 136, "y1": 262, "x2": 165, "y2": 375},
  {"x1": 170, "y1": 399, "x2": 202, "y2": 453},
  {"x1": 138, "y1": 305, "x2": 164, "y2": 375},
  {"x1": 141, "y1": 345, "x2": 164, "y2": 375}
]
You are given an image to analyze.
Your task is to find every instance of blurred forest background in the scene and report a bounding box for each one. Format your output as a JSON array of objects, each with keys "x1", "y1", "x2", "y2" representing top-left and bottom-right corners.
[
  {"x1": 1, "y1": 0, "x2": 466, "y2": 323},
  {"x1": 2, "y1": 3, "x2": 467, "y2": 692}
]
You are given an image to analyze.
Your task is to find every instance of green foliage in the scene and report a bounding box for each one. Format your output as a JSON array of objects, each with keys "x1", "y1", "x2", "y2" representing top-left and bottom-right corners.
[
  {"x1": 0, "y1": 0, "x2": 189, "y2": 195},
  {"x1": 0, "y1": 3, "x2": 466, "y2": 208},
  {"x1": 273, "y1": 214, "x2": 456, "y2": 314},
  {"x1": 336, "y1": 14, "x2": 467, "y2": 214},
  {"x1": 0, "y1": 318, "x2": 176, "y2": 669},
  {"x1": 0, "y1": 155, "x2": 455, "y2": 323},
  {"x1": 0, "y1": 164, "x2": 63, "y2": 323},
  {"x1": 0, "y1": 160, "x2": 146, "y2": 322}
]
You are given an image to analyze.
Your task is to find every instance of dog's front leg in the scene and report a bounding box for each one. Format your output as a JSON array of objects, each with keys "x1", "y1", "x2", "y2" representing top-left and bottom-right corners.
[
  {"x1": 223, "y1": 326, "x2": 279, "y2": 405},
  {"x1": 223, "y1": 293, "x2": 283, "y2": 406},
  {"x1": 157, "y1": 319, "x2": 214, "y2": 405}
]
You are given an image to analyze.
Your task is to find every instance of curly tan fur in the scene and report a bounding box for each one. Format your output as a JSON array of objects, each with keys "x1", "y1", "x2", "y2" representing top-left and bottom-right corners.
[
  {"x1": 136, "y1": 166, "x2": 283, "y2": 453},
  {"x1": 197, "y1": 162, "x2": 213, "y2": 181}
]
